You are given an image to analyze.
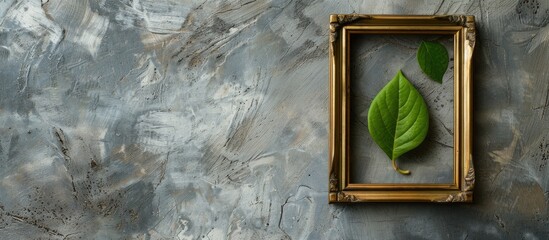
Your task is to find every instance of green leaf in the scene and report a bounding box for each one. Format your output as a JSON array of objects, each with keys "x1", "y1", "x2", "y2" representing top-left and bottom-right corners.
[
  {"x1": 367, "y1": 70, "x2": 429, "y2": 174},
  {"x1": 417, "y1": 41, "x2": 449, "y2": 83}
]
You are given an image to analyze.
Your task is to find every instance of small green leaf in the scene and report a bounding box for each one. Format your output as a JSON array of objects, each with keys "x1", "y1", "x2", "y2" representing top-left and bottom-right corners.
[
  {"x1": 367, "y1": 70, "x2": 429, "y2": 174},
  {"x1": 417, "y1": 41, "x2": 449, "y2": 83}
]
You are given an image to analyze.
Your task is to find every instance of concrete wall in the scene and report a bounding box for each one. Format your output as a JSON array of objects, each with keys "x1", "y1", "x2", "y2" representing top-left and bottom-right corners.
[{"x1": 0, "y1": 0, "x2": 547, "y2": 239}]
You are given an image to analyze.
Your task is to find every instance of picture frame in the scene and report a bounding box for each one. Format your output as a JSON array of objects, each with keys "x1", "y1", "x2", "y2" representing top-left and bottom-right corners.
[{"x1": 329, "y1": 15, "x2": 475, "y2": 203}]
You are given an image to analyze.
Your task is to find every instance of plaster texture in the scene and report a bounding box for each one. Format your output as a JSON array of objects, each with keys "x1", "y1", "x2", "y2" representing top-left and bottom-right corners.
[{"x1": 0, "y1": 0, "x2": 547, "y2": 239}]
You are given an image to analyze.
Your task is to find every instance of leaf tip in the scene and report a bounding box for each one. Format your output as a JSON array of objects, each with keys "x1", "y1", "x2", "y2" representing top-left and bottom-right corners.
[{"x1": 396, "y1": 69, "x2": 406, "y2": 79}]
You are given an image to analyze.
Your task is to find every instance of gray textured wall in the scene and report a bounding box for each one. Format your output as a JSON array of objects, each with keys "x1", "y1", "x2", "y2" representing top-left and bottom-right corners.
[{"x1": 0, "y1": 0, "x2": 547, "y2": 239}]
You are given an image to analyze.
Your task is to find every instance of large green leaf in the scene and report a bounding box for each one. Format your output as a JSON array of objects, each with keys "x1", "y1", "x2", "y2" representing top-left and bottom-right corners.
[
  {"x1": 367, "y1": 70, "x2": 429, "y2": 174},
  {"x1": 417, "y1": 41, "x2": 449, "y2": 83}
]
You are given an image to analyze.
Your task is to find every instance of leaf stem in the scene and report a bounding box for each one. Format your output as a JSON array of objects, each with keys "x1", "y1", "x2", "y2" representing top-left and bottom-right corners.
[{"x1": 392, "y1": 159, "x2": 410, "y2": 175}]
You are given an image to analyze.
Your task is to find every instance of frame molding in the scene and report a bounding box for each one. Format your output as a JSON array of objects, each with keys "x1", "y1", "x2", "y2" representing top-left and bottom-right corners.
[{"x1": 329, "y1": 15, "x2": 475, "y2": 203}]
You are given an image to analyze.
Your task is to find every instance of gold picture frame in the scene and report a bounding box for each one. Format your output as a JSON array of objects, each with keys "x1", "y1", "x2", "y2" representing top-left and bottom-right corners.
[{"x1": 329, "y1": 15, "x2": 475, "y2": 203}]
